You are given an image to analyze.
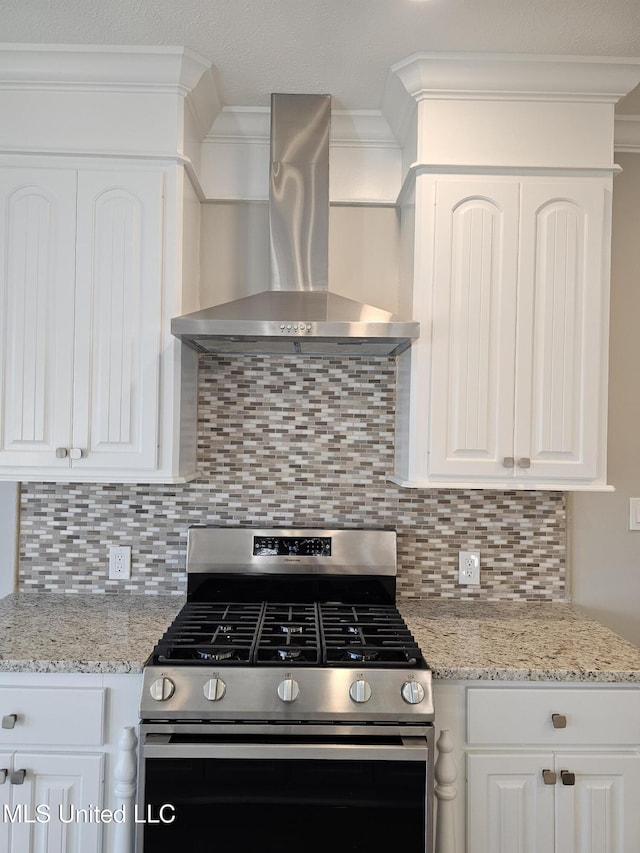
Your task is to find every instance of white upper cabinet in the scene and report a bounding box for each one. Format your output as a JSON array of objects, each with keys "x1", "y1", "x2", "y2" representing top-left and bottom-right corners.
[
  {"x1": 389, "y1": 53, "x2": 640, "y2": 490},
  {"x1": 0, "y1": 165, "x2": 165, "y2": 478},
  {"x1": 0, "y1": 46, "x2": 219, "y2": 483},
  {"x1": 0, "y1": 168, "x2": 77, "y2": 471},
  {"x1": 73, "y1": 168, "x2": 164, "y2": 473},
  {"x1": 419, "y1": 175, "x2": 609, "y2": 488}
]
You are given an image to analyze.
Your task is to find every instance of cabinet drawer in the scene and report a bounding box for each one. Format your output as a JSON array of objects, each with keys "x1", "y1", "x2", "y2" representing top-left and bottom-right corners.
[
  {"x1": 467, "y1": 687, "x2": 640, "y2": 746},
  {"x1": 0, "y1": 687, "x2": 104, "y2": 746}
]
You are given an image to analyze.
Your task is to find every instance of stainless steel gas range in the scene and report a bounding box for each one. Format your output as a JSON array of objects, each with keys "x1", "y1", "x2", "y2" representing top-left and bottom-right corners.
[{"x1": 138, "y1": 527, "x2": 434, "y2": 853}]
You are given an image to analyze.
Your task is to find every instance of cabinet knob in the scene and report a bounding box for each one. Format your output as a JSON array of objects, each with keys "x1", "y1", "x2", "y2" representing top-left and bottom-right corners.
[
  {"x1": 560, "y1": 770, "x2": 576, "y2": 786},
  {"x1": 1, "y1": 714, "x2": 17, "y2": 729},
  {"x1": 517, "y1": 457, "x2": 531, "y2": 469},
  {"x1": 9, "y1": 769, "x2": 26, "y2": 785},
  {"x1": 502, "y1": 456, "x2": 515, "y2": 468},
  {"x1": 542, "y1": 769, "x2": 557, "y2": 785},
  {"x1": 551, "y1": 713, "x2": 567, "y2": 729},
  {"x1": 0, "y1": 769, "x2": 7, "y2": 785},
  {"x1": 69, "y1": 448, "x2": 84, "y2": 460},
  {"x1": 55, "y1": 447, "x2": 68, "y2": 459}
]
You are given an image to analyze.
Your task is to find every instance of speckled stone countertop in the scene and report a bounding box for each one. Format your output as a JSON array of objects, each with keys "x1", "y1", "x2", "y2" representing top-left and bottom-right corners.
[
  {"x1": 0, "y1": 593, "x2": 184, "y2": 673},
  {"x1": 399, "y1": 599, "x2": 640, "y2": 683},
  {"x1": 0, "y1": 594, "x2": 639, "y2": 681}
]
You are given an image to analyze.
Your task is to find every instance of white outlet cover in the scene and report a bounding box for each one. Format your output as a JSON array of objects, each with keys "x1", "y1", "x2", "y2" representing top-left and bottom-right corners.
[
  {"x1": 629, "y1": 498, "x2": 640, "y2": 531},
  {"x1": 458, "y1": 550, "x2": 481, "y2": 585}
]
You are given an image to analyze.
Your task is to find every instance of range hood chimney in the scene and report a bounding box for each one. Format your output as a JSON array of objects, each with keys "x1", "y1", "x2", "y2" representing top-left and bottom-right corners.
[{"x1": 171, "y1": 93, "x2": 419, "y2": 356}]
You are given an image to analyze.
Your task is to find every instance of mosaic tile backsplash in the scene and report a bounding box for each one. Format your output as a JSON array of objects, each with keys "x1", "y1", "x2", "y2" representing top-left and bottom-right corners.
[{"x1": 19, "y1": 356, "x2": 566, "y2": 600}]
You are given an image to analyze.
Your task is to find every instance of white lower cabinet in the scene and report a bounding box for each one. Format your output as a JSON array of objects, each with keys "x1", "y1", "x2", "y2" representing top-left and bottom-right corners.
[
  {"x1": 0, "y1": 673, "x2": 142, "y2": 853},
  {"x1": 2, "y1": 751, "x2": 103, "y2": 853},
  {"x1": 431, "y1": 682, "x2": 640, "y2": 853},
  {"x1": 467, "y1": 751, "x2": 640, "y2": 853},
  {"x1": 465, "y1": 687, "x2": 640, "y2": 853}
]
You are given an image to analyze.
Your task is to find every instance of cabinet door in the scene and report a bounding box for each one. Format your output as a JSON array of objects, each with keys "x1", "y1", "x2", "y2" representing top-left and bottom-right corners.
[
  {"x1": 428, "y1": 180, "x2": 520, "y2": 480},
  {"x1": 515, "y1": 181, "x2": 607, "y2": 482},
  {"x1": 10, "y1": 751, "x2": 103, "y2": 853},
  {"x1": 555, "y1": 753, "x2": 640, "y2": 853},
  {"x1": 0, "y1": 168, "x2": 77, "y2": 469},
  {"x1": 71, "y1": 169, "x2": 164, "y2": 472},
  {"x1": 467, "y1": 752, "x2": 555, "y2": 853},
  {"x1": 0, "y1": 752, "x2": 11, "y2": 851}
]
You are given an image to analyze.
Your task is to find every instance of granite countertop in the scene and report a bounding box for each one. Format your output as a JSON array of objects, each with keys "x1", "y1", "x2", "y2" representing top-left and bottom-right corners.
[
  {"x1": 399, "y1": 599, "x2": 640, "y2": 683},
  {"x1": 0, "y1": 593, "x2": 639, "y2": 682},
  {"x1": 0, "y1": 593, "x2": 184, "y2": 673}
]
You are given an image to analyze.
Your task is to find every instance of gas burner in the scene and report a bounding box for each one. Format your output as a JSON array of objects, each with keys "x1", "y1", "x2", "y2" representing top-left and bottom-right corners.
[
  {"x1": 276, "y1": 648, "x2": 304, "y2": 662},
  {"x1": 345, "y1": 648, "x2": 379, "y2": 663},
  {"x1": 218, "y1": 625, "x2": 234, "y2": 633},
  {"x1": 197, "y1": 649, "x2": 236, "y2": 662},
  {"x1": 279, "y1": 625, "x2": 303, "y2": 634}
]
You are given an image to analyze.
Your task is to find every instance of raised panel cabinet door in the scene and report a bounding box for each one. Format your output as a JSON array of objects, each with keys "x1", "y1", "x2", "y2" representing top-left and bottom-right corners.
[
  {"x1": 71, "y1": 169, "x2": 164, "y2": 472},
  {"x1": 514, "y1": 180, "x2": 608, "y2": 482},
  {"x1": 0, "y1": 168, "x2": 77, "y2": 469},
  {"x1": 467, "y1": 752, "x2": 555, "y2": 853},
  {"x1": 10, "y1": 751, "x2": 104, "y2": 853},
  {"x1": 428, "y1": 180, "x2": 520, "y2": 481},
  {"x1": 555, "y1": 753, "x2": 640, "y2": 853},
  {"x1": 0, "y1": 751, "x2": 11, "y2": 852}
]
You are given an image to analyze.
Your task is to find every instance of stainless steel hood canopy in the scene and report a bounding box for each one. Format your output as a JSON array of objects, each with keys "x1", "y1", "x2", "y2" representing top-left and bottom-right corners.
[{"x1": 171, "y1": 93, "x2": 419, "y2": 356}]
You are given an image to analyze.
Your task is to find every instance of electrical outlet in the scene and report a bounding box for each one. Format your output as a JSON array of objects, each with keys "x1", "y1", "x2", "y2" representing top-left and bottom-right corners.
[
  {"x1": 109, "y1": 545, "x2": 131, "y2": 580},
  {"x1": 458, "y1": 550, "x2": 480, "y2": 585}
]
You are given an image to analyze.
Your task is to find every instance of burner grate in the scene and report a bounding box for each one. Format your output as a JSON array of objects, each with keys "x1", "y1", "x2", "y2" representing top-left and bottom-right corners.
[
  {"x1": 254, "y1": 603, "x2": 321, "y2": 665},
  {"x1": 150, "y1": 601, "x2": 423, "y2": 668},
  {"x1": 320, "y1": 605, "x2": 422, "y2": 666}
]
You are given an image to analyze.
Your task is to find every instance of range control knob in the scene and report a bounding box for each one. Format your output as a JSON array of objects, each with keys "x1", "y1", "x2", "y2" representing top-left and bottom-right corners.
[
  {"x1": 349, "y1": 679, "x2": 372, "y2": 704},
  {"x1": 401, "y1": 680, "x2": 425, "y2": 705},
  {"x1": 149, "y1": 677, "x2": 175, "y2": 702},
  {"x1": 203, "y1": 678, "x2": 227, "y2": 702},
  {"x1": 277, "y1": 678, "x2": 300, "y2": 703}
]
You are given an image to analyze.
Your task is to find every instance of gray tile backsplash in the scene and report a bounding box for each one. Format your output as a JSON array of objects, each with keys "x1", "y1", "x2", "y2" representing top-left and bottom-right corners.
[{"x1": 19, "y1": 355, "x2": 566, "y2": 599}]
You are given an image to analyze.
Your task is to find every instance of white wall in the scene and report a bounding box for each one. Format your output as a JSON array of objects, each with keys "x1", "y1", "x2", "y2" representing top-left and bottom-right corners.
[
  {"x1": 0, "y1": 482, "x2": 18, "y2": 597},
  {"x1": 570, "y1": 153, "x2": 640, "y2": 647}
]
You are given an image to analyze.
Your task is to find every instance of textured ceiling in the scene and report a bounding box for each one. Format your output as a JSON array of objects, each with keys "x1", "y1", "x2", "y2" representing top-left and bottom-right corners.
[{"x1": 2, "y1": 0, "x2": 640, "y2": 110}]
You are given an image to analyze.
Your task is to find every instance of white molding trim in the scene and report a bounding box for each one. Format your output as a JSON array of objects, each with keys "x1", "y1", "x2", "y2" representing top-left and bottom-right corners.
[
  {"x1": 391, "y1": 52, "x2": 640, "y2": 105},
  {"x1": 388, "y1": 475, "x2": 615, "y2": 491},
  {"x1": 397, "y1": 162, "x2": 622, "y2": 207},
  {"x1": 614, "y1": 116, "x2": 640, "y2": 153},
  {"x1": 205, "y1": 106, "x2": 399, "y2": 148},
  {"x1": 200, "y1": 105, "x2": 402, "y2": 203},
  {"x1": 0, "y1": 43, "x2": 213, "y2": 94}
]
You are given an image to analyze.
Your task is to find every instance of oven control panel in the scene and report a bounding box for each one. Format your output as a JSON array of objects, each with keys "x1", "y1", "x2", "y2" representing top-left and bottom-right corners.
[
  {"x1": 142, "y1": 666, "x2": 434, "y2": 723},
  {"x1": 253, "y1": 536, "x2": 331, "y2": 557}
]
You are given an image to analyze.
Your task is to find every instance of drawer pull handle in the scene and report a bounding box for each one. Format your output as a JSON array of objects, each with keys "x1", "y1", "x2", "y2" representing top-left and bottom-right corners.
[
  {"x1": 1, "y1": 714, "x2": 17, "y2": 729},
  {"x1": 551, "y1": 713, "x2": 567, "y2": 729},
  {"x1": 0, "y1": 769, "x2": 7, "y2": 784},
  {"x1": 10, "y1": 769, "x2": 25, "y2": 785},
  {"x1": 542, "y1": 769, "x2": 557, "y2": 785},
  {"x1": 560, "y1": 770, "x2": 576, "y2": 786}
]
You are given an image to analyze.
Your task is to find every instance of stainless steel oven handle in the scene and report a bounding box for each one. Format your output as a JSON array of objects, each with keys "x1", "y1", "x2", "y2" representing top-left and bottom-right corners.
[{"x1": 143, "y1": 739, "x2": 429, "y2": 763}]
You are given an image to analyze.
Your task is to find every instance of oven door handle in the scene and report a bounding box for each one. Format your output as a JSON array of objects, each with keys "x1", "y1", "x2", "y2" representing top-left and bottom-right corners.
[{"x1": 143, "y1": 738, "x2": 429, "y2": 763}]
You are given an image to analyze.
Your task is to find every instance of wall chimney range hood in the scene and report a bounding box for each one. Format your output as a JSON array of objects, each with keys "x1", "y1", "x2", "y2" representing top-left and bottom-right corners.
[{"x1": 171, "y1": 93, "x2": 419, "y2": 356}]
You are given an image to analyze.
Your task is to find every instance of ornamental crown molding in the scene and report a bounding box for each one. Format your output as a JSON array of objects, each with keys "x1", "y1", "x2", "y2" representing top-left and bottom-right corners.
[
  {"x1": 614, "y1": 116, "x2": 640, "y2": 153},
  {"x1": 0, "y1": 43, "x2": 214, "y2": 96},
  {"x1": 205, "y1": 106, "x2": 399, "y2": 149},
  {"x1": 391, "y1": 52, "x2": 640, "y2": 105}
]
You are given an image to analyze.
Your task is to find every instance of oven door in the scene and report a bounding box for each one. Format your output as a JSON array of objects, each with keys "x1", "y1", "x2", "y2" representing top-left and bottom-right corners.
[{"x1": 138, "y1": 724, "x2": 434, "y2": 853}]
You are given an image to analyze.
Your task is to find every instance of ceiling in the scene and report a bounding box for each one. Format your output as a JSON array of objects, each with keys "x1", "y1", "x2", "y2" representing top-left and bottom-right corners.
[{"x1": 3, "y1": 0, "x2": 640, "y2": 111}]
